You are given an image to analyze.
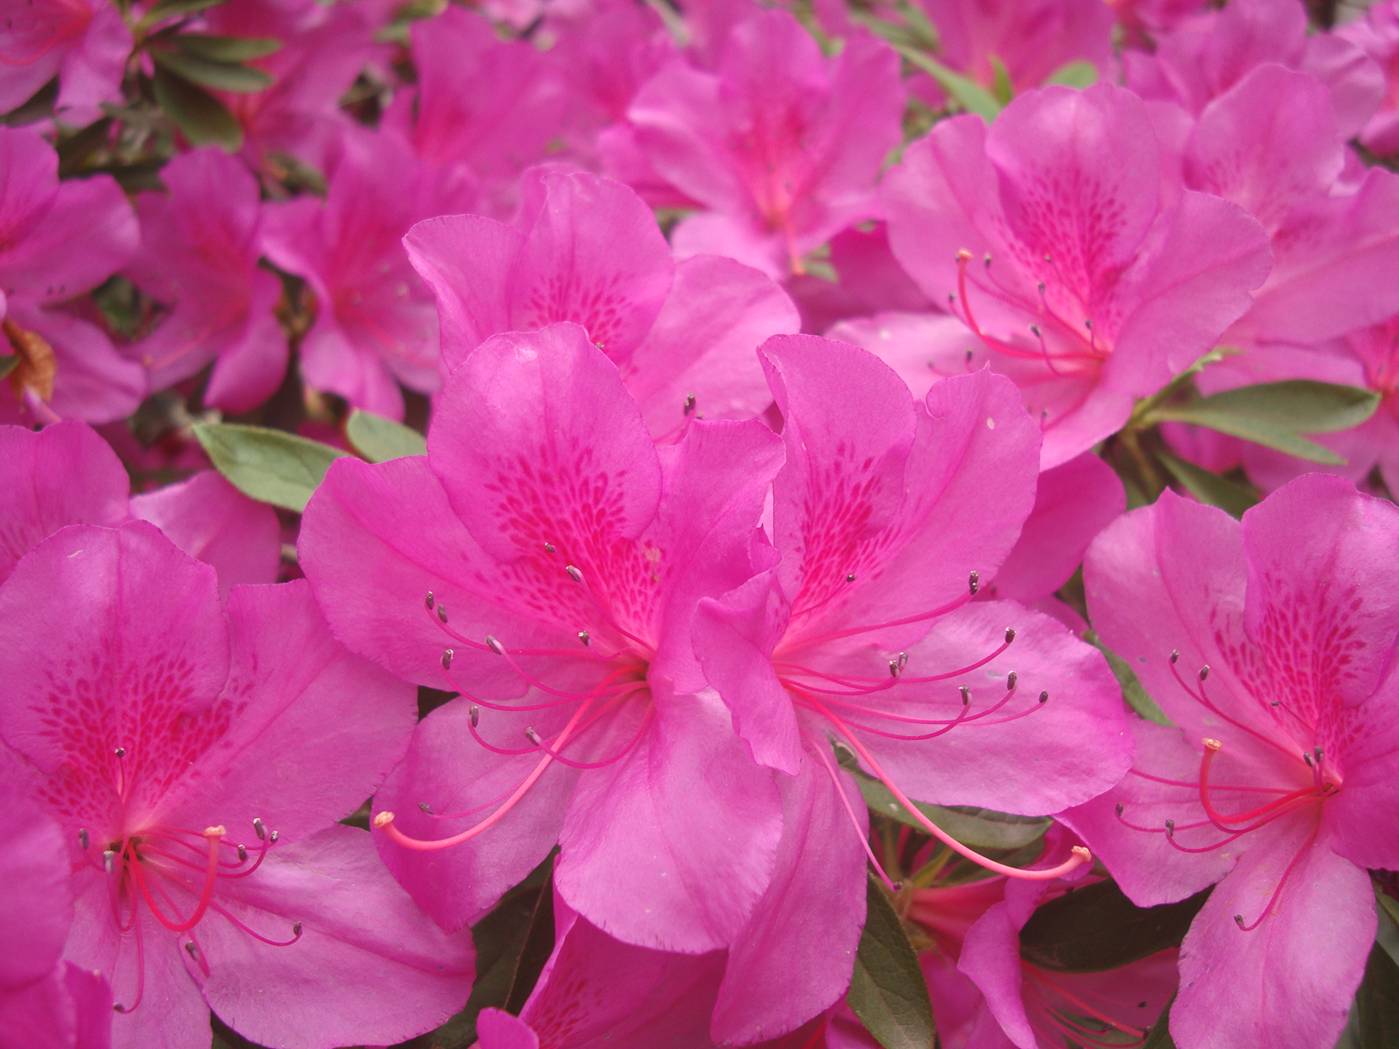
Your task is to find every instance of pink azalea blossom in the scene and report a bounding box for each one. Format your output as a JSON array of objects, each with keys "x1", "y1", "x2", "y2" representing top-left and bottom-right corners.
[
  {"x1": 0, "y1": 126, "x2": 143, "y2": 425},
  {"x1": 1122, "y1": 0, "x2": 1385, "y2": 138},
  {"x1": 0, "y1": 520, "x2": 474, "y2": 1049},
  {"x1": 0, "y1": 772, "x2": 112, "y2": 1049},
  {"x1": 384, "y1": 6, "x2": 567, "y2": 217},
  {"x1": 0, "y1": 420, "x2": 280, "y2": 593},
  {"x1": 405, "y1": 167, "x2": 799, "y2": 438},
  {"x1": 202, "y1": 0, "x2": 384, "y2": 174},
  {"x1": 625, "y1": 9, "x2": 905, "y2": 278},
  {"x1": 126, "y1": 148, "x2": 286, "y2": 413},
  {"x1": 261, "y1": 128, "x2": 462, "y2": 419},
  {"x1": 1061, "y1": 476, "x2": 1399, "y2": 1049},
  {"x1": 299, "y1": 323, "x2": 787, "y2": 954},
  {"x1": 692, "y1": 336, "x2": 1132, "y2": 1041},
  {"x1": 1339, "y1": 0, "x2": 1399, "y2": 155},
  {"x1": 790, "y1": 224, "x2": 935, "y2": 333},
  {"x1": 1172, "y1": 63, "x2": 1399, "y2": 347},
  {"x1": 917, "y1": 0, "x2": 1115, "y2": 95},
  {"x1": 883, "y1": 83, "x2": 1272, "y2": 467},
  {"x1": 0, "y1": 0, "x2": 130, "y2": 122}
]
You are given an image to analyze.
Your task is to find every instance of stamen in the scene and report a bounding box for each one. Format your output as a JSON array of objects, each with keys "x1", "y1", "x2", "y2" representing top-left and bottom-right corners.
[
  {"x1": 78, "y1": 828, "x2": 89, "y2": 850},
  {"x1": 1234, "y1": 827, "x2": 1317, "y2": 931},
  {"x1": 424, "y1": 590, "x2": 434, "y2": 610},
  {"x1": 814, "y1": 741, "x2": 900, "y2": 893}
]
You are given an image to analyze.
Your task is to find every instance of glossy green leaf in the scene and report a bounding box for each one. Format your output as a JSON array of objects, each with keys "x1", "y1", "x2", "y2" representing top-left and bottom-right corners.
[
  {"x1": 1156, "y1": 450, "x2": 1259, "y2": 519},
  {"x1": 1020, "y1": 880, "x2": 1208, "y2": 972},
  {"x1": 1149, "y1": 381, "x2": 1380, "y2": 465},
  {"x1": 193, "y1": 422, "x2": 345, "y2": 512},
  {"x1": 175, "y1": 34, "x2": 282, "y2": 61},
  {"x1": 152, "y1": 68, "x2": 242, "y2": 150},
  {"x1": 836, "y1": 747, "x2": 1050, "y2": 851},
  {"x1": 153, "y1": 49, "x2": 273, "y2": 92},
  {"x1": 1348, "y1": 940, "x2": 1399, "y2": 1049},
  {"x1": 346, "y1": 409, "x2": 427, "y2": 462},
  {"x1": 1376, "y1": 890, "x2": 1399, "y2": 969},
  {"x1": 897, "y1": 48, "x2": 1001, "y2": 120},
  {"x1": 1086, "y1": 632, "x2": 1171, "y2": 725},
  {"x1": 1045, "y1": 60, "x2": 1098, "y2": 88},
  {"x1": 848, "y1": 876, "x2": 936, "y2": 1049}
]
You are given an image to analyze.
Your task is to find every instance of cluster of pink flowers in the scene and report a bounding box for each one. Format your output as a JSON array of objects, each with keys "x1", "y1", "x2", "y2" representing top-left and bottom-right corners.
[{"x1": 3, "y1": 1, "x2": 1398, "y2": 1048}]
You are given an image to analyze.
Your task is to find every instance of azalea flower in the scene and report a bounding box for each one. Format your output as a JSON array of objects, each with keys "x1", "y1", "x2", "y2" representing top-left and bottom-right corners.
[
  {"x1": 127, "y1": 148, "x2": 286, "y2": 414},
  {"x1": 299, "y1": 322, "x2": 787, "y2": 953},
  {"x1": 0, "y1": 773, "x2": 112, "y2": 1049},
  {"x1": 0, "y1": 127, "x2": 143, "y2": 425},
  {"x1": 261, "y1": 128, "x2": 463, "y2": 419},
  {"x1": 1122, "y1": 0, "x2": 1384, "y2": 138},
  {"x1": 1061, "y1": 475, "x2": 1399, "y2": 1049},
  {"x1": 0, "y1": 520, "x2": 474, "y2": 1049},
  {"x1": 0, "y1": 420, "x2": 280, "y2": 593},
  {"x1": 883, "y1": 82, "x2": 1272, "y2": 467},
  {"x1": 625, "y1": 9, "x2": 905, "y2": 278},
  {"x1": 1338, "y1": 0, "x2": 1399, "y2": 156},
  {"x1": 692, "y1": 336, "x2": 1132, "y2": 1040},
  {"x1": 405, "y1": 167, "x2": 799, "y2": 437},
  {"x1": 0, "y1": 0, "x2": 130, "y2": 121}
]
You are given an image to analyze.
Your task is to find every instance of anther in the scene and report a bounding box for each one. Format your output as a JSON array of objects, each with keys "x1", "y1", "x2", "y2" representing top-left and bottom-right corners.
[
  {"x1": 485, "y1": 635, "x2": 505, "y2": 656},
  {"x1": 956, "y1": 248, "x2": 973, "y2": 262},
  {"x1": 441, "y1": 648, "x2": 454, "y2": 669},
  {"x1": 1169, "y1": 649, "x2": 1180, "y2": 665},
  {"x1": 237, "y1": 844, "x2": 248, "y2": 862},
  {"x1": 543, "y1": 542, "x2": 556, "y2": 555},
  {"x1": 1114, "y1": 802, "x2": 1124, "y2": 816},
  {"x1": 1233, "y1": 913, "x2": 1246, "y2": 929},
  {"x1": 968, "y1": 570, "x2": 980, "y2": 595},
  {"x1": 1198, "y1": 665, "x2": 1211, "y2": 682},
  {"x1": 888, "y1": 659, "x2": 901, "y2": 678},
  {"x1": 1029, "y1": 323, "x2": 1042, "y2": 337},
  {"x1": 959, "y1": 685, "x2": 971, "y2": 706},
  {"x1": 291, "y1": 921, "x2": 303, "y2": 937},
  {"x1": 565, "y1": 564, "x2": 583, "y2": 583},
  {"x1": 103, "y1": 849, "x2": 116, "y2": 875},
  {"x1": 424, "y1": 591, "x2": 435, "y2": 610},
  {"x1": 418, "y1": 802, "x2": 433, "y2": 813},
  {"x1": 185, "y1": 941, "x2": 200, "y2": 961},
  {"x1": 1203, "y1": 737, "x2": 1222, "y2": 752},
  {"x1": 253, "y1": 818, "x2": 266, "y2": 841},
  {"x1": 1313, "y1": 746, "x2": 1323, "y2": 765},
  {"x1": 269, "y1": 831, "x2": 279, "y2": 843},
  {"x1": 114, "y1": 746, "x2": 126, "y2": 758},
  {"x1": 683, "y1": 393, "x2": 697, "y2": 416},
  {"x1": 1165, "y1": 819, "x2": 1176, "y2": 837},
  {"x1": 78, "y1": 828, "x2": 89, "y2": 850},
  {"x1": 469, "y1": 704, "x2": 480, "y2": 728},
  {"x1": 1006, "y1": 671, "x2": 1018, "y2": 691},
  {"x1": 437, "y1": 604, "x2": 448, "y2": 624},
  {"x1": 1004, "y1": 627, "x2": 1016, "y2": 644},
  {"x1": 578, "y1": 630, "x2": 590, "y2": 646},
  {"x1": 898, "y1": 651, "x2": 909, "y2": 670},
  {"x1": 1303, "y1": 751, "x2": 1314, "y2": 768},
  {"x1": 525, "y1": 727, "x2": 543, "y2": 745},
  {"x1": 845, "y1": 572, "x2": 856, "y2": 583},
  {"x1": 373, "y1": 811, "x2": 396, "y2": 828},
  {"x1": 1038, "y1": 690, "x2": 1049, "y2": 704}
]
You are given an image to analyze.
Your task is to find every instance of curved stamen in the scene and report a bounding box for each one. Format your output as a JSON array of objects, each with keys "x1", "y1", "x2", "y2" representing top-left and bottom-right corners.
[
  {"x1": 1234, "y1": 825, "x2": 1318, "y2": 931},
  {"x1": 131, "y1": 827, "x2": 226, "y2": 934},
  {"x1": 776, "y1": 628, "x2": 1014, "y2": 698},
  {"x1": 812, "y1": 741, "x2": 900, "y2": 893},
  {"x1": 790, "y1": 575, "x2": 978, "y2": 650},
  {"x1": 375, "y1": 697, "x2": 597, "y2": 852},
  {"x1": 1168, "y1": 655, "x2": 1294, "y2": 761},
  {"x1": 812, "y1": 698, "x2": 1090, "y2": 881},
  {"x1": 205, "y1": 899, "x2": 303, "y2": 947},
  {"x1": 526, "y1": 698, "x2": 652, "y2": 770},
  {"x1": 112, "y1": 892, "x2": 147, "y2": 1014}
]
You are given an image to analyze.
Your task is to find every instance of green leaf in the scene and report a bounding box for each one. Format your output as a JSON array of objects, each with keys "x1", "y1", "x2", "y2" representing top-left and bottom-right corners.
[
  {"x1": 175, "y1": 34, "x2": 282, "y2": 61},
  {"x1": 139, "y1": 0, "x2": 225, "y2": 29},
  {"x1": 346, "y1": 409, "x2": 427, "y2": 462},
  {"x1": 1156, "y1": 450, "x2": 1259, "y2": 519},
  {"x1": 152, "y1": 68, "x2": 243, "y2": 150},
  {"x1": 1349, "y1": 940, "x2": 1399, "y2": 1049},
  {"x1": 152, "y1": 49, "x2": 273, "y2": 92},
  {"x1": 837, "y1": 747, "x2": 1050, "y2": 851},
  {"x1": 193, "y1": 422, "x2": 345, "y2": 512},
  {"x1": 1149, "y1": 380, "x2": 1381, "y2": 465},
  {"x1": 897, "y1": 48, "x2": 1002, "y2": 120},
  {"x1": 1045, "y1": 60, "x2": 1099, "y2": 88},
  {"x1": 0, "y1": 356, "x2": 17, "y2": 381},
  {"x1": 989, "y1": 55, "x2": 1013, "y2": 104},
  {"x1": 1020, "y1": 880, "x2": 1208, "y2": 972},
  {"x1": 848, "y1": 876, "x2": 936, "y2": 1049},
  {"x1": 1376, "y1": 889, "x2": 1399, "y2": 969},
  {"x1": 1085, "y1": 632, "x2": 1171, "y2": 725}
]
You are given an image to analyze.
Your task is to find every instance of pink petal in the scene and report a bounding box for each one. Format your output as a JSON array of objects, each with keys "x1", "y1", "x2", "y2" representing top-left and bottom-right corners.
[
  {"x1": 155, "y1": 580, "x2": 416, "y2": 842},
  {"x1": 0, "y1": 420, "x2": 128, "y2": 584},
  {"x1": 1172, "y1": 823, "x2": 1374, "y2": 1049},
  {"x1": 476, "y1": 1008, "x2": 540, "y2": 1049},
  {"x1": 201, "y1": 825, "x2": 475, "y2": 1049},
  {"x1": 0, "y1": 775, "x2": 72, "y2": 987},
  {"x1": 7, "y1": 303, "x2": 146, "y2": 424},
  {"x1": 712, "y1": 751, "x2": 868, "y2": 1044},
  {"x1": 371, "y1": 697, "x2": 575, "y2": 931},
  {"x1": 826, "y1": 311, "x2": 979, "y2": 401},
  {"x1": 626, "y1": 254, "x2": 799, "y2": 437},
  {"x1": 130, "y1": 472, "x2": 281, "y2": 597},
  {"x1": 555, "y1": 692, "x2": 782, "y2": 952}
]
